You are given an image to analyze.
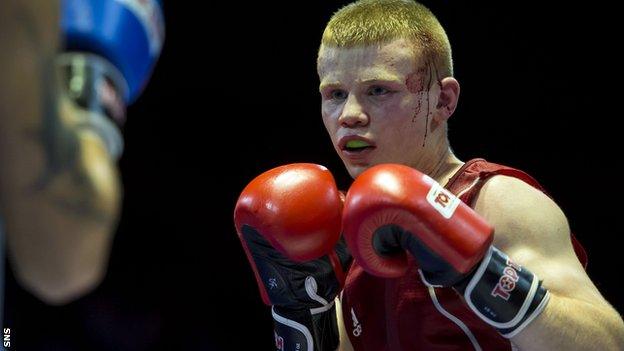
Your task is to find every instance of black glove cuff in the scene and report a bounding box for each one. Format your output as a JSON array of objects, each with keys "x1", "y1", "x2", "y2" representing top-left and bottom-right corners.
[
  {"x1": 272, "y1": 303, "x2": 339, "y2": 351},
  {"x1": 459, "y1": 246, "x2": 550, "y2": 338},
  {"x1": 55, "y1": 52, "x2": 127, "y2": 159}
]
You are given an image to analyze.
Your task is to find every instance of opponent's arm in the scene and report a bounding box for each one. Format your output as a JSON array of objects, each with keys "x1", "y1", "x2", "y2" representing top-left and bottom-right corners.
[
  {"x1": 0, "y1": 0, "x2": 112, "y2": 305},
  {"x1": 0, "y1": 0, "x2": 164, "y2": 305}
]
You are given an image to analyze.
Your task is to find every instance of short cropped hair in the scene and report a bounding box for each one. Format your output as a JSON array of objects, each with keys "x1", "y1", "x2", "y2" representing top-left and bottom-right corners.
[{"x1": 320, "y1": 0, "x2": 453, "y2": 78}]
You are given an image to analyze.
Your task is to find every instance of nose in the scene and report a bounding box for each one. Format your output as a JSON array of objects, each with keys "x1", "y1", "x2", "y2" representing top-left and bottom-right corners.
[{"x1": 338, "y1": 94, "x2": 369, "y2": 128}]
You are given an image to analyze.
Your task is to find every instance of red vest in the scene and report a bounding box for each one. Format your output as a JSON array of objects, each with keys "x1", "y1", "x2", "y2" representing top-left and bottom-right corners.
[{"x1": 341, "y1": 159, "x2": 588, "y2": 350}]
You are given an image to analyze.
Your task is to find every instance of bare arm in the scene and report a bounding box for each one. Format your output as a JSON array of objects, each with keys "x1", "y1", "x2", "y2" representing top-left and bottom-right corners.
[
  {"x1": 0, "y1": 1, "x2": 120, "y2": 305},
  {"x1": 473, "y1": 175, "x2": 624, "y2": 350},
  {"x1": 336, "y1": 296, "x2": 355, "y2": 351}
]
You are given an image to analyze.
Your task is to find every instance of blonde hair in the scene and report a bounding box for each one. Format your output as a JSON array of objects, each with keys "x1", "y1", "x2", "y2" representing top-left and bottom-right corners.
[{"x1": 320, "y1": 0, "x2": 453, "y2": 78}]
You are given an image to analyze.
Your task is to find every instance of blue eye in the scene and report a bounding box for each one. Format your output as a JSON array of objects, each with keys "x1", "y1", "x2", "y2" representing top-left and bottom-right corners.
[
  {"x1": 331, "y1": 90, "x2": 348, "y2": 100},
  {"x1": 369, "y1": 86, "x2": 389, "y2": 96}
]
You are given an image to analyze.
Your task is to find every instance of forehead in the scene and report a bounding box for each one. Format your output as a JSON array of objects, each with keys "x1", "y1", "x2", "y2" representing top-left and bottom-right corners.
[{"x1": 318, "y1": 38, "x2": 420, "y2": 82}]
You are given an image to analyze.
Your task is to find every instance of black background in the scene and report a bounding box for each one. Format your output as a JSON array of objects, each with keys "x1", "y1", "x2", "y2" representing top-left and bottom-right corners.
[{"x1": 6, "y1": 1, "x2": 622, "y2": 350}]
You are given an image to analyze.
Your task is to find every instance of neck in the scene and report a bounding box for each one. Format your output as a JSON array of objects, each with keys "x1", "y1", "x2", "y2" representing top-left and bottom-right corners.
[
  {"x1": 415, "y1": 138, "x2": 464, "y2": 186},
  {"x1": 430, "y1": 148, "x2": 464, "y2": 186}
]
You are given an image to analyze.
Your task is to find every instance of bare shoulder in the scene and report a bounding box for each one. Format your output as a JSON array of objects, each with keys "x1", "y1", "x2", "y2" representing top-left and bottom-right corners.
[
  {"x1": 471, "y1": 174, "x2": 569, "y2": 252},
  {"x1": 472, "y1": 175, "x2": 604, "y2": 303}
]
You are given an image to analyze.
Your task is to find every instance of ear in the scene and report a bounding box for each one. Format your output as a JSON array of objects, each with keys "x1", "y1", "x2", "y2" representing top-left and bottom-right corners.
[{"x1": 434, "y1": 77, "x2": 460, "y2": 122}]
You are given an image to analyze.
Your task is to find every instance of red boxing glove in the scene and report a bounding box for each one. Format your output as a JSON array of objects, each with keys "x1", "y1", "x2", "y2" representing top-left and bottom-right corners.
[
  {"x1": 235, "y1": 163, "x2": 343, "y2": 264},
  {"x1": 234, "y1": 163, "x2": 350, "y2": 351},
  {"x1": 343, "y1": 164, "x2": 550, "y2": 338},
  {"x1": 343, "y1": 163, "x2": 493, "y2": 282}
]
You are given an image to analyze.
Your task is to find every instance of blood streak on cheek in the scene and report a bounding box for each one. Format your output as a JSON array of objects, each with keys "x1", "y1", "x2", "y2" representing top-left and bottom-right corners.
[{"x1": 407, "y1": 69, "x2": 427, "y2": 122}]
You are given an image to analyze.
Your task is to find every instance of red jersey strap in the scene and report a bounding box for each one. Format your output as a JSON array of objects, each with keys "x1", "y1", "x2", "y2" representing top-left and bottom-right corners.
[{"x1": 445, "y1": 159, "x2": 588, "y2": 269}]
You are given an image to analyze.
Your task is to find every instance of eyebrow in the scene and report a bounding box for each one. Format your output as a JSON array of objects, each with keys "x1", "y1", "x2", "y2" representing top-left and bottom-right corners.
[
  {"x1": 361, "y1": 77, "x2": 403, "y2": 85},
  {"x1": 319, "y1": 82, "x2": 341, "y2": 91},
  {"x1": 319, "y1": 77, "x2": 403, "y2": 91}
]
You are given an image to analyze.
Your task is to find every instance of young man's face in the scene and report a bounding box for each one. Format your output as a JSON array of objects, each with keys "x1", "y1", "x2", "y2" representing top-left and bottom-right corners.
[{"x1": 318, "y1": 38, "x2": 443, "y2": 178}]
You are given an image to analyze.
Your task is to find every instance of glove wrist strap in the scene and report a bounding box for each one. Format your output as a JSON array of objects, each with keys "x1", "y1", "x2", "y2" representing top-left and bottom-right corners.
[
  {"x1": 458, "y1": 246, "x2": 550, "y2": 338},
  {"x1": 55, "y1": 52, "x2": 128, "y2": 159}
]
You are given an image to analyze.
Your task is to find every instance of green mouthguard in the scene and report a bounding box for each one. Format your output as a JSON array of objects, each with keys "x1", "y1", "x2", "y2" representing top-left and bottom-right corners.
[{"x1": 346, "y1": 140, "x2": 370, "y2": 148}]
